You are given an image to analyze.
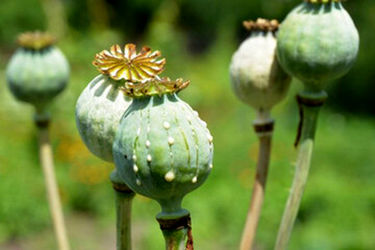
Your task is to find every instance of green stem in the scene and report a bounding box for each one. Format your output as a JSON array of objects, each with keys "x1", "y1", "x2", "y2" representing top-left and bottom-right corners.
[
  {"x1": 274, "y1": 91, "x2": 327, "y2": 250},
  {"x1": 114, "y1": 188, "x2": 135, "y2": 250},
  {"x1": 162, "y1": 227, "x2": 189, "y2": 250},
  {"x1": 111, "y1": 172, "x2": 135, "y2": 250},
  {"x1": 240, "y1": 115, "x2": 274, "y2": 250},
  {"x1": 157, "y1": 213, "x2": 193, "y2": 250}
]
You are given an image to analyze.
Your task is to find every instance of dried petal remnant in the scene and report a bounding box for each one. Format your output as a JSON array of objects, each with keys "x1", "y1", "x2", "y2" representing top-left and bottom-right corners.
[
  {"x1": 123, "y1": 77, "x2": 190, "y2": 97},
  {"x1": 17, "y1": 31, "x2": 56, "y2": 50},
  {"x1": 93, "y1": 44, "x2": 166, "y2": 82},
  {"x1": 243, "y1": 18, "x2": 279, "y2": 33}
]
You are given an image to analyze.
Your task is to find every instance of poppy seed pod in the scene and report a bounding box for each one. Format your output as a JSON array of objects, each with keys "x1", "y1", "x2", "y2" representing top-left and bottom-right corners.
[
  {"x1": 113, "y1": 76, "x2": 213, "y2": 219},
  {"x1": 277, "y1": 0, "x2": 359, "y2": 90},
  {"x1": 75, "y1": 44, "x2": 166, "y2": 162},
  {"x1": 230, "y1": 19, "x2": 291, "y2": 112},
  {"x1": 6, "y1": 31, "x2": 69, "y2": 112},
  {"x1": 75, "y1": 75, "x2": 131, "y2": 162}
]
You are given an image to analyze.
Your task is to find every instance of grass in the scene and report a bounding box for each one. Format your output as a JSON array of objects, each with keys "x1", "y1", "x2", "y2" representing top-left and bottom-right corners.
[{"x1": 0, "y1": 35, "x2": 375, "y2": 249}]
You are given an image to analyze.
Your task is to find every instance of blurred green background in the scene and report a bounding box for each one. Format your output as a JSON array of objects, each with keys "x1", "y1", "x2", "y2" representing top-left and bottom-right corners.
[{"x1": 0, "y1": 0, "x2": 374, "y2": 249}]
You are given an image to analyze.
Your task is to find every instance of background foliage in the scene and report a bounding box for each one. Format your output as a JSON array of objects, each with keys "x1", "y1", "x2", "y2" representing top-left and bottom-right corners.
[{"x1": 0, "y1": 0, "x2": 374, "y2": 249}]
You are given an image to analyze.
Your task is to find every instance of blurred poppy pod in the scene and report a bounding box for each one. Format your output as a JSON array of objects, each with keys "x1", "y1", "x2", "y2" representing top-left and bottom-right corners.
[
  {"x1": 230, "y1": 18, "x2": 291, "y2": 112},
  {"x1": 6, "y1": 31, "x2": 69, "y2": 113}
]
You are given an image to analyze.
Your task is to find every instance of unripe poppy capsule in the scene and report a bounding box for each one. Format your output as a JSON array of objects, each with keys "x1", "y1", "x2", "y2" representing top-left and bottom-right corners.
[
  {"x1": 6, "y1": 31, "x2": 69, "y2": 112},
  {"x1": 230, "y1": 18, "x2": 291, "y2": 112},
  {"x1": 277, "y1": 0, "x2": 359, "y2": 90},
  {"x1": 111, "y1": 47, "x2": 214, "y2": 218}
]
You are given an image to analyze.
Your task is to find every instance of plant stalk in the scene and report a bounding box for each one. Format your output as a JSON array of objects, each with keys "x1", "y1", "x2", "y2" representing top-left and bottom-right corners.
[
  {"x1": 157, "y1": 214, "x2": 193, "y2": 250},
  {"x1": 240, "y1": 117, "x2": 274, "y2": 250},
  {"x1": 112, "y1": 182, "x2": 135, "y2": 250},
  {"x1": 274, "y1": 91, "x2": 327, "y2": 250},
  {"x1": 37, "y1": 122, "x2": 70, "y2": 250},
  {"x1": 162, "y1": 227, "x2": 189, "y2": 250}
]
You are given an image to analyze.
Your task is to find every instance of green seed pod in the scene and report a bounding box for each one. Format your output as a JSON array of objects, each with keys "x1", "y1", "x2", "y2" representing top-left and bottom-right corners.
[
  {"x1": 113, "y1": 78, "x2": 214, "y2": 219},
  {"x1": 277, "y1": 0, "x2": 359, "y2": 90},
  {"x1": 75, "y1": 44, "x2": 165, "y2": 162},
  {"x1": 75, "y1": 75, "x2": 132, "y2": 162},
  {"x1": 6, "y1": 31, "x2": 69, "y2": 111},
  {"x1": 230, "y1": 19, "x2": 291, "y2": 111}
]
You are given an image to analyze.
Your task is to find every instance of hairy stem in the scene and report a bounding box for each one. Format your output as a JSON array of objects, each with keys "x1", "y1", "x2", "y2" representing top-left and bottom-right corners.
[
  {"x1": 240, "y1": 117, "x2": 274, "y2": 250},
  {"x1": 38, "y1": 126, "x2": 70, "y2": 250},
  {"x1": 274, "y1": 91, "x2": 326, "y2": 250}
]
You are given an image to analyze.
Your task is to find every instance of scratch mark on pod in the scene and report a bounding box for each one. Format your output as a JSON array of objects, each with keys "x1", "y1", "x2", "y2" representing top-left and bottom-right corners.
[
  {"x1": 164, "y1": 171, "x2": 175, "y2": 182},
  {"x1": 195, "y1": 143, "x2": 199, "y2": 175},
  {"x1": 145, "y1": 107, "x2": 152, "y2": 167},
  {"x1": 173, "y1": 105, "x2": 190, "y2": 169},
  {"x1": 183, "y1": 105, "x2": 200, "y2": 177},
  {"x1": 132, "y1": 111, "x2": 142, "y2": 180},
  {"x1": 180, "y1": 129, "x2": 190, "y2": 167},
  {"x1": 164, "y1": 107, "x2": 175, "y2": 176}
]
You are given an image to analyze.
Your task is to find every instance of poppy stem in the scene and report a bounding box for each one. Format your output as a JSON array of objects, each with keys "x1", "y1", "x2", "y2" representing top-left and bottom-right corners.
[
  {"x1": 111, "y1": 171, "x2": 135, "y2": 250},
  {"x1": 274, "y1": 90, "x2": 327, "y2": 250},
  {"x1": 157, "y1": 213, "x2": 193, "y2": 250},
  {"x1": 36, "y1": 117, "x2": 70, "y2": 250},
  {"x1": 240, "y1": 114, "x2": 274, "y2": 250}
]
